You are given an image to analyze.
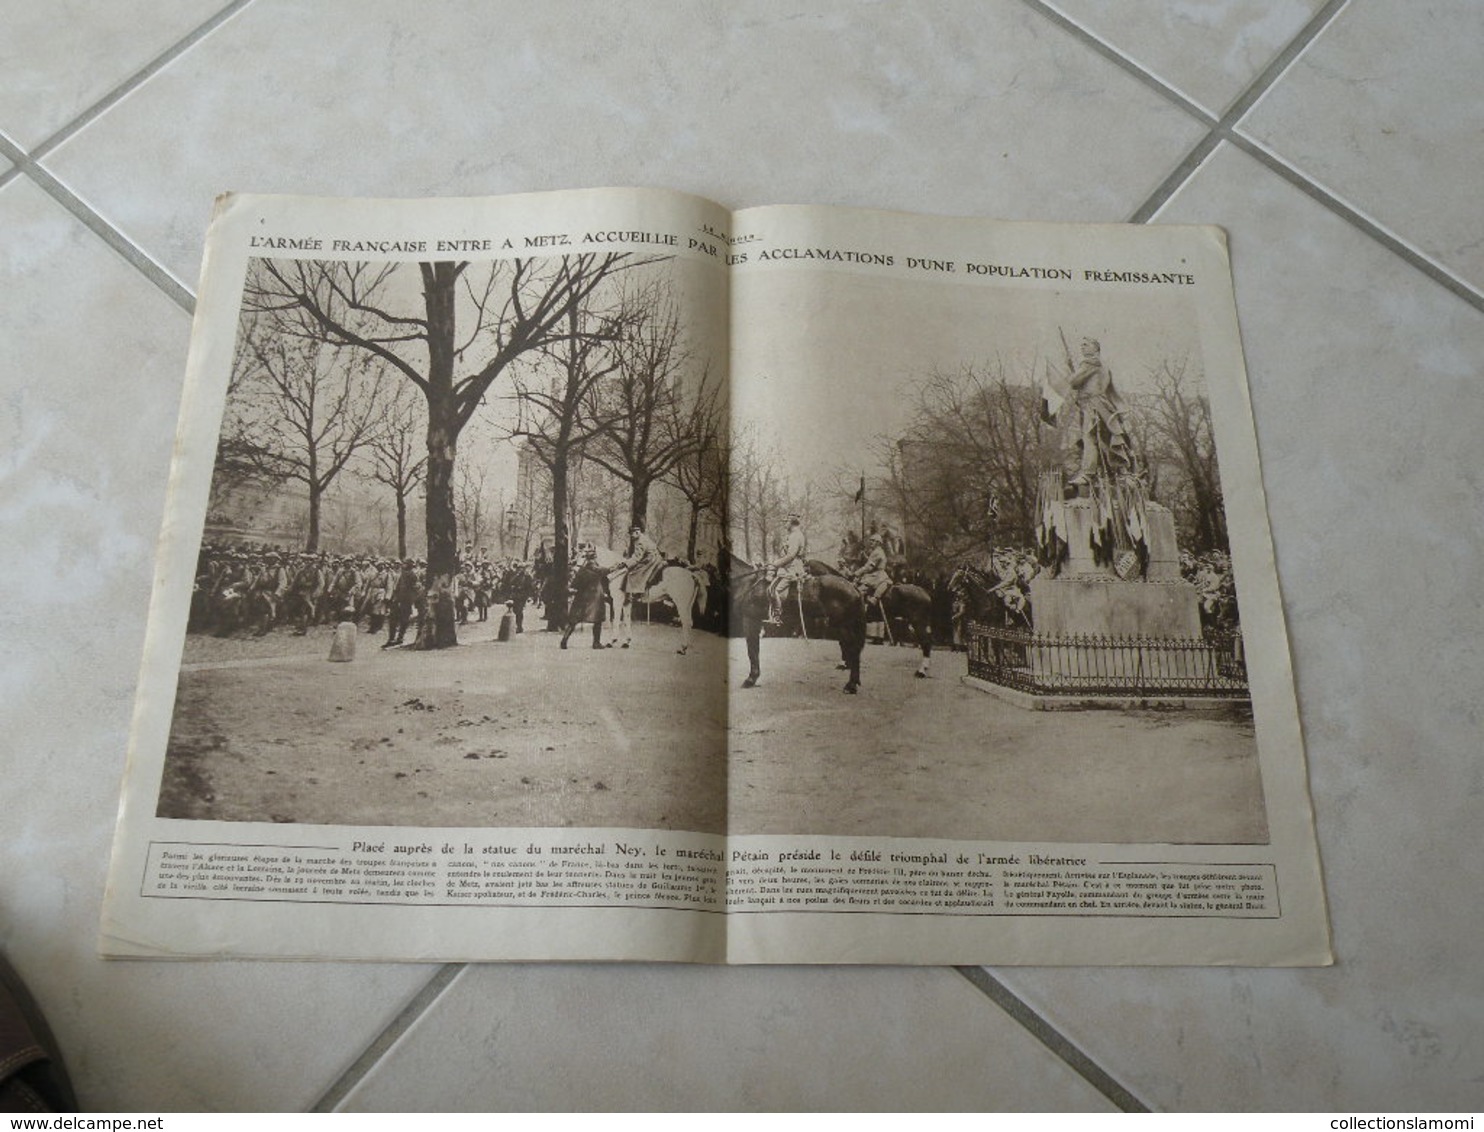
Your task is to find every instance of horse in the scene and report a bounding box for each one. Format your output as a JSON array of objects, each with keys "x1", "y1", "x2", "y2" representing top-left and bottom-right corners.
[
  {"x1": 947, "y1": 563, "x2": 1023, "y2": 637},
  {"x1": 586, "y1": 548, "x2": 708, "y2": 655},
  {"x1": 806, "y1": 561, "x2": 936, "y2": 677},
  {"x1": 869, "y1": 583, "x2": 936, "y2": 677},
  {"x1": 559, "y1": 561, "x2": 610, "y2": 649},
  {"x1": 731, "y1": 568, "x2": 866, "y2": 693}
]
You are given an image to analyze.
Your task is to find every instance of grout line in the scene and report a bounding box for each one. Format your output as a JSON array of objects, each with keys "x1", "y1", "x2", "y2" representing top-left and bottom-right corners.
[
  {"x1": 1218, "y1": 133, "x2": 1484, "y2": 315},
  {"x1": 1128, "y1": 0, "x2": 1351, "y2": 223},
  {"x1": 19, "y1": 157, "x2": 196, "y2": 312},
  {"x1": 0, "y1": 128, "x2": 27, "y2": 173},
  {"x1": 0, "y1": 0, "x2": 257, "y2": 316},
  {"x1": 1037, "y1": 0, "x2": 1484, "y2": 314},
  {"x1": 27, "y1": 0, "x2": 257, "y2": 165},
  {"x1": 1128, "y1": 0, "x2": 1484, "y2": 316},
  {"x1": 3, "y1": 118, "x2": 195, "y2": 309},
  {"x1": 1016, "y1": 0, "x2": 1215, "y2": 126},
  {"x1": 955, "y1": 967, "x2": 1150, "y2": 1113},
  {"x1": 1127, "y1": 133, "x2": 1224, "y2": 225},
  {"x1": 310, "y1": 963, "x2": 467, "y2": 1113},
  {"x1": 1218, "y1": 0, "x2": 1352, "y2": 127}
]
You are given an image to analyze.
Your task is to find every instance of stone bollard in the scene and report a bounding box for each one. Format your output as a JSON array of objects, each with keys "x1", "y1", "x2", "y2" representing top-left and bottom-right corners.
[
  {"x1": 497, "y1": 604, "x2": 515, "y2": 642},
  {"x1": 328, "y1": 620, "x2": 357, "y2": 662}
]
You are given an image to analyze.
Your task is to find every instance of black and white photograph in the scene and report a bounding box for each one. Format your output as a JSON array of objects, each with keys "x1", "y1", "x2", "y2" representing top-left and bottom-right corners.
[
  {"x1": 725, "y1": 261, "x2": 1266, "y2": 844},
  {"x1": 157, "y1": 217, "x2": 1265, "y2": 848},
  {"x1": 157, "y1": 246, "x2": 733, "y2": 833},
  {"x1": 99, "y1": 190, "x2": 1329, "y2": 968}
]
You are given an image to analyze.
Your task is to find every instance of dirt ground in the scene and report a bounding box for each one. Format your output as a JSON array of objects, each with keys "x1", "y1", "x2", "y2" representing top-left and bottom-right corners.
[
  {"x1": 161, "y1": 618, "x2": 729, "y2": 831},
  {"x1": 159, "y1": 618, "x2": 1267, "y2": 844},
  {"x1": 728, "y1": 637, "x2": 1267, "y2": 843}
]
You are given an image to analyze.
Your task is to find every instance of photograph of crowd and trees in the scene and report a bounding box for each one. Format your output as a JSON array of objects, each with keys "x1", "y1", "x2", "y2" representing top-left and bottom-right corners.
[{"x1": 160, "y1": 249, "x2": 1265, "y2": 845}]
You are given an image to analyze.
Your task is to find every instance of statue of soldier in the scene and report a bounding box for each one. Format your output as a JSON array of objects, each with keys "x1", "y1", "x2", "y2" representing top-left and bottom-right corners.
[{"x1": 1050, "y1": 336, "x2": 1136, "y2": 490}]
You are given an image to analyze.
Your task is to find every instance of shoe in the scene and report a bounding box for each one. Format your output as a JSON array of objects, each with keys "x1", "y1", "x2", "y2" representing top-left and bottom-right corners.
[{"x1": 0, "y1": 955, "x2": 77, "y2": 1112}]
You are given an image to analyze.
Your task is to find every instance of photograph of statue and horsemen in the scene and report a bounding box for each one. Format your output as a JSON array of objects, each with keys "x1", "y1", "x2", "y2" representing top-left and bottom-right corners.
[
  {"x1": 726, "y1": 260, "x2": 1265, "y2": 845},
  {"x1": 158, "y1": 247, "x2": 733, "y2": 834}
]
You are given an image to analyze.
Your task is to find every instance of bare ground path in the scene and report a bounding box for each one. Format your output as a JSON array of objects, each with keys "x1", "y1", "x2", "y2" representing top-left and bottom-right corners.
[
  {"x1": 160, "y1": 622, "x2": 1265, "y2": 845},
  {"x1": 161, "y1": 619, "x2": 728, "y2": 831},
  {"x1": 726, "y1": 636, "x2": 1266, "y2": 844}
]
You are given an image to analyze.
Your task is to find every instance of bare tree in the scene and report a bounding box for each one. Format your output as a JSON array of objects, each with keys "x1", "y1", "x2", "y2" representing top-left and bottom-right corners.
[
  {"x1": 571, "y1": 459, "x2": 629, "y2": 551},
  {"x1": 729, "y1": 430, "x2": 787, "y2": 564},
  {"x1": 229, "y1": 290, "x2": 387, "y2": 551},
  {"x1": 507, "y1": 298, "x2": 632, "y2": 625},
  {"x1": 364, "y1": 379, "x2": 426, "y2": 559},
  {"x1": 245, "y1": 252, "x2": 642, "y2": 648},
  {"x1": 585, "y1": 280, "x2": 710, "y2": 531},
  {"x1": 1141, "y1": 356, "x2": 1226, "y2": 552},
  {"x1": 455, "y1": 455, "x2": 494, "y2": 557},
  {"x1": 662, "y1": 369, "x2": 727, "y2": 561},
  {"x1": 886, "y1": 360, "x2": 1048, "y2": 566}
]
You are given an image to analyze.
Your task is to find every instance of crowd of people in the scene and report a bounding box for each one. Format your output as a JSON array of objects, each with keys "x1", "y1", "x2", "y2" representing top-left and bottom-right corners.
[
  {"x1": 189, "y1": 541, "x2": 542, "y2": 646},
  {"x1": 189, "y1": 520, "x2": 1240, "y2": 652},
  {"x1": 190, "y1": 529, "x2": 729, "y2": 647},
  {"x1": 1181, "y1": 549, "x2": 1240, "y2": 635}
]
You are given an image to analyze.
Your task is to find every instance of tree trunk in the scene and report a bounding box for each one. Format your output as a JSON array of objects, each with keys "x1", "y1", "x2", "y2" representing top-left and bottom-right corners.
[
  {"x1": 395, "y1": 490, "x2": 409, "y2": 559},
  {"x1": 546, "y1": 449, "x2": 570, "y2": 629},
  {"x1": 305, "y1": 485, "x2": 321, "y2": 552},
  {"x1": 414, "y1": 401, "x2": 460, "y2": 649},
  {"x1": 686, "y1": 503, "x2": 700, "y2": 562},
  {"x1": 629, "y1": 478, "x2": 651, "y2": 533}
]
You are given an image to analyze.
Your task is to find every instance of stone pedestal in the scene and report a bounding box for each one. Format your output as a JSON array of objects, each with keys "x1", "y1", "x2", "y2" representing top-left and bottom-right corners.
[
  {"x1": 1055, "y1": 498, "x2": 1182, "y2": 580},
  {"x1": 1028, "y1": 496, "x2": 1206, "y2": 686},
  {"x1": 1037, "y1": 494, "x2": 1201, "y2": 640},
  {"x1": 1030, "y1": 575, "x2": 1202, "y2": 639}
]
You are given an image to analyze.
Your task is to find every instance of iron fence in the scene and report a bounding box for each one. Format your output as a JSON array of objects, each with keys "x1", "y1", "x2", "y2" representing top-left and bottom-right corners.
[{"x1": 966, "y1": 622, "x2": 1248, "y2": 699}]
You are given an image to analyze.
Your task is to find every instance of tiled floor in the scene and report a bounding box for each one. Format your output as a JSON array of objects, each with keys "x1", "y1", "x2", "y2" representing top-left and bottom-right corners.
[{"x1": 2, "y1": 0, "x2": 1481, "y2": 1112}]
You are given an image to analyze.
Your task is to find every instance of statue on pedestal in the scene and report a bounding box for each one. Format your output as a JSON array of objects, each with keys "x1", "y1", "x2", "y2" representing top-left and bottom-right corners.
[
  {"x1": 1044, "y1": 335, "x2": 1136, "y2": 491},
  {"x1": 1038, "y1": 333, "x2": 1149, "y2": 582}
]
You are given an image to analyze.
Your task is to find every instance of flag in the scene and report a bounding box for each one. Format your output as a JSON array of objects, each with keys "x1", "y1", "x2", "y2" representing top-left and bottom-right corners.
[
  {"x1": 853, "y1": 475, "x2": 864, "y2": 504},
  {"x1": 1041, "y1": 362, "x2": 1069, "y2": 424}
]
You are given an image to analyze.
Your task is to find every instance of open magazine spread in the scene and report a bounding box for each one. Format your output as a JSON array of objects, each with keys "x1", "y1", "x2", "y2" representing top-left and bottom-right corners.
[{"x1": 100, "y1": 188, "x2": 1331, "y2": 965}]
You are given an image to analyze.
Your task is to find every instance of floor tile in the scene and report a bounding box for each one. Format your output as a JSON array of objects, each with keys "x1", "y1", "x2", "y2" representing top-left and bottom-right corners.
[
  {"x1": 1042, "y1": 0, "x2": 1329, "y2": 115},
  {"x1": 994, "y1": 142, "x2": 1484, "y2": 1111},
  {"x1": 0, "y1": 0, "x2": 225, "y2": 149},
  {"x1": 0, "y1": 176, "x2": 439, "y2": 1112},
  {"x1": 339, "y1": 964, "x2": 1119, "y2": 1111},
  {"x1": 1238, "y1": 1, "x2": 1484, "y2": 292},
  {"x1": 7, "y1": 0, "x2": 1480, "y2": 1113},
  {"x1": 43, "y1": 0, "x2": 1206, "y2": 283}
]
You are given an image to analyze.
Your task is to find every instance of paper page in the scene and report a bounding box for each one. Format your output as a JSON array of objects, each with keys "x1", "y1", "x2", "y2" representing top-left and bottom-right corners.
[
  {"x1": 101, "y1": 188, "x2": 734, "y2": 962},
  {"x1": 723, "y1": 204, "x2": 1330, "y2": 965}
]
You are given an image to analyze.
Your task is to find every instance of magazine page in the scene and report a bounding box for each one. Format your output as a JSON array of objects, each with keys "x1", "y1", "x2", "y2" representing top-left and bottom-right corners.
[
  {"x1": 723, "y1": 204, "x2": 1331, "y2": 965},
  {"x1": 100, "y1": 188, "x2": 735, "y2": 961}
]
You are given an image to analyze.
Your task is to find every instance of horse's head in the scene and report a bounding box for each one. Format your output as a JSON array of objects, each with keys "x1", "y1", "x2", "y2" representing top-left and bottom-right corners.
[{"x1": 950, "y1": 563, "x2": 993, "y2": 596}]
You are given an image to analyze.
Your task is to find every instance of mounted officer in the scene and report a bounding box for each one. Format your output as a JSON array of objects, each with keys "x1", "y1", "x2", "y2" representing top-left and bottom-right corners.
[
  {"x1": 852, "y1": 531, "x2": 892, "y2": 611},
  {"x1": 620, "y1": 521, "x2": 662, "y2": 596},
  {"x1": 767, "y1": 512, "x2": 808, "y2": 624}
]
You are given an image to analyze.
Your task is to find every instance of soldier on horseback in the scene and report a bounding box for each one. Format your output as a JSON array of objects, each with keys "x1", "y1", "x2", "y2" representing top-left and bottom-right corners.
[
  {"x1": 620, "y1": 521, "x2": 662, "y2": 593},
  {"x1": 767, "y1": 513, "x2": 808, "y2": 624},
  {"x1": 852, "y1": 532, "x2": 893, "y2": 613}
]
